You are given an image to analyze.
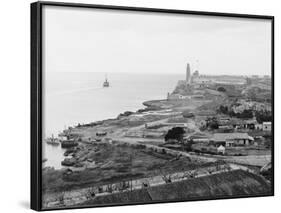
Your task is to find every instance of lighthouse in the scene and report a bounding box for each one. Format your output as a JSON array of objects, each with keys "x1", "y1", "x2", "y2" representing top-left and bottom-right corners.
[{"x1": 186, "y1": 63, "x2": 191, "y2": 84}]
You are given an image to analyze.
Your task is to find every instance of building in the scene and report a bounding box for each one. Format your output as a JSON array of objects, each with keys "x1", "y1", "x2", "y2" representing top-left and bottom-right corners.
[
  {"x1": 186, "y1": 63, "x2": 191, "y2": 84},
  {"x1": 262, "y1": 122, "x2": 272, "y2": 131},
  {"x1": 191, "y1": 70, "x2": 199, "y2": 83},
  {"x1": 263, "y1": 75, "x2": 270, "y2": 79},
  {"x1": 255, "y1": 123, "x2": 263, "y2": 130},
  {"x1": 167, "y1": 93, "x2": 188, "y2": 100},
  {"x1": 217, "y1": 145, "x2": 226, "y2": 155},
  {"x1": 192, "y1": 77, "x2": 214, "y2": 85},
  {"x1": 233, "y1": 119, "x2": 257, "y2": 130},
  {"x1": 191, "y1": 94, "x2": 204, "y2": 99},
  {"x1": 216, "y1": 117, "x2": 258, "y2": 130},
  {"x1": 211, "y1": 133, "x2": 254, "y2": 147},
  {"x1": 193, "y1": 70, "x2": 199, "y2": 78}
]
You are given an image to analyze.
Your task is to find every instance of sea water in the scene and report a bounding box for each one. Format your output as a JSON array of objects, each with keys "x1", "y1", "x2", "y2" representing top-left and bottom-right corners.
[{"x1": 42, "y1": 72, "x2": 183, "y2": 169}]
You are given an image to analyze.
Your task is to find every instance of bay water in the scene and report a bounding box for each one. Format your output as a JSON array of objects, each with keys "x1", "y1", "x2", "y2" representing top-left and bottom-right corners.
[{"x1": 42, "y1": 72, "x2": 183, "y2": 169}]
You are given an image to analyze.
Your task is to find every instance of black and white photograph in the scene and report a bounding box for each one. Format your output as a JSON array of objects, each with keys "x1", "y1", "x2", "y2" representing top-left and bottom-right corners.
[{"x1": 31, "y1": 1, "x2": 274, "y2": 211}]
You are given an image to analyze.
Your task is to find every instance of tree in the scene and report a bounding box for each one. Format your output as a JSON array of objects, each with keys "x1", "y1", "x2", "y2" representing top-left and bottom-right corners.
[
  {"x1": 228, "y1": 109, "x2": 253, "y2": 119},
  {"x1": 183, "y1": 139, "x2": 194, "y2": 151},
  {"x1": 157, "y1": 165, "x2": 172, "y2": 183},
  {"x1": 217, "y1": 87, "x2": 226, "y2": 92},
  {"x1": 245, "y1": 87, "x2": 261, "y2": 101},
  {"x1": 206, "y1": 117, "x2": 219, "y2": 129},
  {"x1": 85, "y1": 187, "x2": 96, "y2": 200},
  {"x1": 56, "y1": 191, "x2": 66, "y2": 205},
  {"x1": 217, "y1": 105, "x2": 228, "y2": 114},
  {"x1": 164, "y1": 127, "x2": 185, "y2": 142},
  {"x1": 256, "y1": 110, "x2": 272, "y2": 124},
  {"x1": 237, "y1": 109, "x2": 253, "y2": 119},
  {"x1": 161, "y1": 173, "x2": 172, "y2": 183}
]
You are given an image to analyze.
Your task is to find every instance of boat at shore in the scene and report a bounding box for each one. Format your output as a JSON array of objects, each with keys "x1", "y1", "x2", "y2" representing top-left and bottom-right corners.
[
  {"x1": 61, "y1": 158, "x2": 76, "y2": 166},
  {"x1": 64, "y1": 148, "x2": 76, "y2": 156},
  {"x1": 61, "y1": 139, "x2": 78, "y2": 148},
  {"x1": 45, "y1": 134, "x2": 60, "y2": 146}
]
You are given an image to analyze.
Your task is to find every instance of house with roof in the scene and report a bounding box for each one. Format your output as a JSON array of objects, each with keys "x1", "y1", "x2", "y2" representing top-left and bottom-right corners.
[
  {"x1": 227, "y1": 118, "x2": 258, "y2": 130},
  {"x1": 211, "y1": 133, "x2": 254, "y2": 147},
  {"x1": 217, "y1": 145, "x2": 226, "y2": 155},
  {"x1": 262, "y1": 122, "x2": 272, "y2": 131},
  {"x1": 255, "y1": 123, "x2": 263, "y2": 130}
]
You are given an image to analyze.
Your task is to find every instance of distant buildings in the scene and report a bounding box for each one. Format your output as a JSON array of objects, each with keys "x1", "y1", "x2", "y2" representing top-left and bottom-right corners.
[
  {"x1": 185, "y1": 61, "x2": 246, "y2": 88},
  {"x1": 168, "y1": 93, "x2": 188, "y2": 100},
  {"x1": 193, "y1": 70, "x2": 199, "y2": 78},
  {"x1": 169, "y1": 61, "x2": 269, "y2": 101}
]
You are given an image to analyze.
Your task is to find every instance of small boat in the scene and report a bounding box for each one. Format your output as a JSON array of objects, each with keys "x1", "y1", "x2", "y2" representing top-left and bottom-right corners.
[
  {"x1": 96, "y1": 131, "x2": 107, "y2": 137},
  {"x1": 42, "y1": 158, "x2": 48, "y2": 163},
  {"x1": 94, "y1": 138, "x2": 102, "y2": 142},
  {"x1": 61, "y1": 158, "x2": 76, "y2": 166},
  {"x1": 61, "y1": 139, "x2": 78, "y2": 148},
  {"x1": 45, "y1": 134, "x2": 60, "y2": 146},
  {"x1": 64, "y1": 148, "x2": 76, "y2": 156},
  {"x1": 103, "y1": 75, "x2": 109, "y2": 87}
]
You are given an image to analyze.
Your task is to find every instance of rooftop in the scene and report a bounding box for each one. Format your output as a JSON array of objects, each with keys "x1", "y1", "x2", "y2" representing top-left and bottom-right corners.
[{"x1": 212, "y1": 133, "x2": 254, "y2": 142}]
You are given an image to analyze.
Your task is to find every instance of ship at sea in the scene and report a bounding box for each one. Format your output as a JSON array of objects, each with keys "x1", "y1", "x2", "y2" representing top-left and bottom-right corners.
[
  {"x1": 103, "y1": 75, "x2": 109, "y2": 87},
  {"x1": 45, "y1": 134, "x2": 60, "y2": 146}
]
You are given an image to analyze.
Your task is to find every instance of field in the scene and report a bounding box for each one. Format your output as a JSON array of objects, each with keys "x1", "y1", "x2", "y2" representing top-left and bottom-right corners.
[
  {"x1": 42, "y1": 143, "x2": 209, "y2": 193},
  {"x1": 192, "y1": 143, "x2": 271, "y2": 156}
]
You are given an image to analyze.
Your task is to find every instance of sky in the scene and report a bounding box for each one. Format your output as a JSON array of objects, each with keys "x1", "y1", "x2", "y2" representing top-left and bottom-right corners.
[{"x1": 42, "y1": 5, "x2": 272, "y2": 76}]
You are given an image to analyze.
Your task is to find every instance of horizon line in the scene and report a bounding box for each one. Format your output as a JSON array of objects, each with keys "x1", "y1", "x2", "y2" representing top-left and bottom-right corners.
[{"x1": 46, "y1": 71, "x2": 271, "y2": 77}]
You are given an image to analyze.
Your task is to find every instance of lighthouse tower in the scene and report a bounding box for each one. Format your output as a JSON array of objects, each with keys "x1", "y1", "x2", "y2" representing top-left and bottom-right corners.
[{"x1": 186, "y1": 63, "x2": 191, "y2": 84}]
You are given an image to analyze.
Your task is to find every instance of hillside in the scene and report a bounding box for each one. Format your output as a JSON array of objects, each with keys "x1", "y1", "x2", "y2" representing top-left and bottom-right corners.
[{"x1": 81, "y1": 170, "x2": 271, "y2": 206}]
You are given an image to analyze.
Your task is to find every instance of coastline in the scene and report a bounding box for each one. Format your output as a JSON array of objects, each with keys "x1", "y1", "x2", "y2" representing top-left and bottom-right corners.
[{"x1": 42, "y1": 76, "x2": 272, "y2": 208}]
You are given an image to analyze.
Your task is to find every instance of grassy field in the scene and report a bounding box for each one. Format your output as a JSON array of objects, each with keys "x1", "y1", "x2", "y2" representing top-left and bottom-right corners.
[
  {"x1": 42, "y1": 143, "x2": 209, "y2": 193},
  {"x1": 192, "y1": 143, "x2": 271, "y2": 156}
]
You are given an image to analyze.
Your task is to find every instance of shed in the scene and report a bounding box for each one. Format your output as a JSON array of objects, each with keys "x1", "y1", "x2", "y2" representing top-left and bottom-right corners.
[
  {"x1": 262, "y1": 122, "x2": 272, "y2": 131},
  {"x1": 217, "y1": 145, "x2": 226, "y2": 155}
]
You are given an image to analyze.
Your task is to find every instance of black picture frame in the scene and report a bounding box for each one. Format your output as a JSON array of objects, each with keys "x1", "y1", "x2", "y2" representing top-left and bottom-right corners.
[{"x1": 31, "y1": 1, "x2": 274, "y2": 211}]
